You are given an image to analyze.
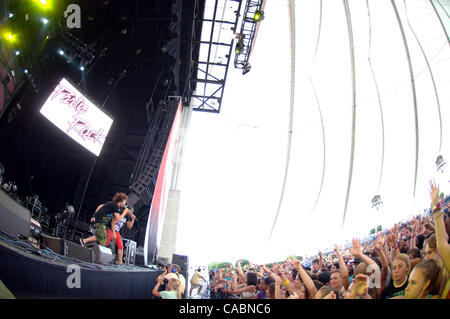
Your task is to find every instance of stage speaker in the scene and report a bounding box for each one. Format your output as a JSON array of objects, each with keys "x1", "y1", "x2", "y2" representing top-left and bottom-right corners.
[
  {"x1": 63, "y1": 240, "x2": 94, "y2": 263},
  {"x1": 86, "y1": 243, "x2": 113, "y2": 265},
  {"x1": 172, "y1": 254, "x2": 189, "y2": 278},
  {"x1": 123, "y1": 239, "x2": 136, "y2": 265},
  {"x1": 41, "y1": 234, "x2": 64, "y2": 254},
  {"x1": 0, "y1": 189, "x2": 30, "y2": 239},
  {"x1": 135, "y1": 249, "x2": 145, "y2": 266}
]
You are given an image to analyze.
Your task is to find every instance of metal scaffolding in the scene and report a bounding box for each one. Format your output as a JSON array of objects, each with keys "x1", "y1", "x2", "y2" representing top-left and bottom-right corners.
[{"x1": 188, "y1": 0, "x2": 243, "y2": 113}]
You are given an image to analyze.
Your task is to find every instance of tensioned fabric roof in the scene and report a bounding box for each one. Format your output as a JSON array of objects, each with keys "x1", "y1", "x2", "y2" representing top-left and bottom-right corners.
[{"x1": 177, "y1": 0, "x2": 450, "y2": 264}]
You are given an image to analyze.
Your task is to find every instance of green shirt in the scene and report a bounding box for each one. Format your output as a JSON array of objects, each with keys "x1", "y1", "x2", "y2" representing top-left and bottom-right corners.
[{"x1": 160, "y1": 290, "x2": 178, "y2": 299}]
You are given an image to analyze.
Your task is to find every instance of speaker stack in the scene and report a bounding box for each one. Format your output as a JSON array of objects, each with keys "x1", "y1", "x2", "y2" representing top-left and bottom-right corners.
[
  {"x1": 86, "y1": 243, "x2": 113, "y2": 265},
  {"x1": 172, "y1": 254, "x2": 189, "y2": 279},
  {"x1": 0, "y1": 189, "x2": 30, "y2": 239}
]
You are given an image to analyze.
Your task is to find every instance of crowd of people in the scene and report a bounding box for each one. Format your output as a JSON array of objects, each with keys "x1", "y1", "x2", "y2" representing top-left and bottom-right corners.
[{"x1": 205, "y1": 181, "x2": 450, "y2": 299}]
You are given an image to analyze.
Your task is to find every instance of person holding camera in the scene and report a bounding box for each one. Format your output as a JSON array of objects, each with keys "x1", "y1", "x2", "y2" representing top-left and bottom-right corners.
[{"x1": 152, "y1": 268, "x2": 182, "y2": 299}]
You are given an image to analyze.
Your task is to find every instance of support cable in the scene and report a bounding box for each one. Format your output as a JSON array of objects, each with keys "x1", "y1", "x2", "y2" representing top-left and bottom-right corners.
[
  {"x1": 267, "y1": 0, "x2": 296, "y2": 242},
  {"x1": 391, "y1": 0, "x2": 419, "y2": 197},
  {"x1": 342, "y1": 0, "x2": 356, "y2": 226}
]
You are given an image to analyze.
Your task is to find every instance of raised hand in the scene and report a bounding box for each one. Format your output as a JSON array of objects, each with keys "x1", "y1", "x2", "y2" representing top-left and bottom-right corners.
[
  {"x1": 429, "y1": 180, "x2": 440, "y2": 208},
  {"x1": 350, "y1": 238, "x2": 362, "y2": 257},
  {"x1": 334, "y1": 244, "x2": 340, "y2": 254},
  {"x1": 375, "y1": 234, "x2": 385, "y2": 250},
  {"x1": 323, "y1": 291, "x2": 337, "y2": 299}
]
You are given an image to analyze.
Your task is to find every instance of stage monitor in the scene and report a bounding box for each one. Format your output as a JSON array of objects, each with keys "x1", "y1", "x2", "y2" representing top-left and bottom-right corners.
[{"x1": 39, "y1": 78, "x2": 113, "y2": 156}]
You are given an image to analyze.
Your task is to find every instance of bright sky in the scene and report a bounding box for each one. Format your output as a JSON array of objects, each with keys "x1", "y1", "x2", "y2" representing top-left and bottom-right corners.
[{"x1": 175, "y1": 0, "x2": 450, "y2": 267}]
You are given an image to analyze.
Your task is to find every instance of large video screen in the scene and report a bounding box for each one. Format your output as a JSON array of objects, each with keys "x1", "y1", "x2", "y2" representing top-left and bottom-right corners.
[{"x1": 39, "y1": 78, "x2": 113, "y2": 156}]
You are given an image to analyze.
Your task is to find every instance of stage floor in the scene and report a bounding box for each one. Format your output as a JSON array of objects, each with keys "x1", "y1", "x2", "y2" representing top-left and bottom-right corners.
[{"x1": 0, "y1": 236, "x2": 162, "y2": 298}]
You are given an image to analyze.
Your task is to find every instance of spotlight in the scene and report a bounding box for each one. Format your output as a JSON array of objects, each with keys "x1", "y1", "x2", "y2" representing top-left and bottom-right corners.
[
  {"x1": 58, "y1": 49, "x2": 64, "y2": 55},
  {"x1": 5, "y1": 33, "x2": 15, "y2": 42},
  {"x1": 15, "y1": 50, "x2": 20, "y2": 56},
  {"x1": 235, "y1": 35, "x2": 244, "y2": 55},
  {"x1": 254, "y1": 10, "x2": 264, "y2": 22},
  {"x1": 38, "y1": 0, "x2": 48, "y2": 6},
  {"x1": 436, "y1": 155, "x2": 446, "y2": 173},
  {"x1": 8, "y1": 13, "x2": 13, "y2": 18},
  {"x1": 24, "y1": 69, "x2": 29, "y2": 74},
  {"x1": 80, "y1": 66, "x2": 85, "y2": 71},
  {"x1": 45, "y1": 35, "x2": 49, "y2": 39},
  {"x1": 371, "y1": 195, "x2": 383, "y2": 210},
  {"x1": 41, "y1": 17, "x2": 49, "y2": 24}
]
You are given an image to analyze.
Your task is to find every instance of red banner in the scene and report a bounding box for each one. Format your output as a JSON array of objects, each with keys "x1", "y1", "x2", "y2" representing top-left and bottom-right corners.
[{"x1": 144, "y1": 99, "x2": 183, "y2": 264}]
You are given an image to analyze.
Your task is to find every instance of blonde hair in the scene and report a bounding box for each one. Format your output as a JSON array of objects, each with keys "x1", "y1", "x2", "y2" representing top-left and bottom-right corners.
[
  {"x1": 394, "y1": 253, "x2": 411, "y2": 272},
  {"x1": 168, "y1": 278, "x2": 182, "y2": 299}
]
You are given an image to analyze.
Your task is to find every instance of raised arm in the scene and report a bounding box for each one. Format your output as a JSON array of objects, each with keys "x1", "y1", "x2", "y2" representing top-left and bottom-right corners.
[
  {"x1": 237, "y1": 260, "x2": 246, "y2": 283},
  {"x1": 268, "y1": 272, "x2": 283, "y2": 299},
  {"x1": 350, "y1": 238, "x2": 378, "y2": 267},
  {"x1": 318, "y1": 251, "x2": 324, "y2": 270},
  {"x1": 374, "y1": 235, "x2": 388, "y2": 291},
  {"x1": 289, "y1": 258, "x2": 317, "y2": 299},
  {"x1": 334, "y1": 245, "x2": 350, "y2": 290},
  {"x1": 430, "y1": 180, "x2": 450, "y2": 273}
]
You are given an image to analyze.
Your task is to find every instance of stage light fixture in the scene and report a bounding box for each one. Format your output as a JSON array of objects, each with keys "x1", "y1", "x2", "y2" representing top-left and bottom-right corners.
[
  {"x1": 38, "y1": 0, "x2": 48, "y2": 6},
  {"x1": 15, "y1": 50, "x2": 20, "y2": 56},
  {"x1": 5, "y1": 33, "x2": 16, "y2": 43},
  {"x1": 254, "y1": 10, "x2": 264, "y2": 22},
  {"x1": 436, "y1": 155, "x2": 446, "y2": 173},
  {"x1": 235, "y1": 38, "x2": 244, "y2": 55},
  {"x1": 242, "y1": 63, "x2": 251, "y2": 75},
  {"x1": 58, "y1": 49, "x2": 64, "y2": 55},
  {"x1": 41, "y1": 17, "x2": 49, "y2": 24},
  {"x1": 24, "y1": 69, "x2": 29, "y2": 74},
  {"x1": 8, "y1": 13, "x2": 13, "y2": 18},
  {"x1": 80, "y1": 66, "x2": 85, "y2": 71},
  {"x1": 371, "y1": 195, "x2": 383, "y2": 210}
]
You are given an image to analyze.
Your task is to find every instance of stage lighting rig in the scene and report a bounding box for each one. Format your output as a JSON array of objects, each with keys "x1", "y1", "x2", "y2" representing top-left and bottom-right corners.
[
  {"x1": 234, "y1": 0, "x2": 266, "y2": 73},
  {"x1": 253, "y1": 10, "x2": 264, "y2": 22},
  {"x1": 187, "y1": 0, "x2": 243, "y2": 113},
  {"x1": 56, "y1": 28, "x2": 95, "y2": 70}
]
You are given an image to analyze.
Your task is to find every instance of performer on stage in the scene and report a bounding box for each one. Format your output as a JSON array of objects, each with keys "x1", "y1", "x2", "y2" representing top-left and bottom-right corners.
[
  {"x1": 104, "y1": 205, "x2": 136, "y2": 264},
  {"x1": 80, "y1": 193, "x2": 132, "y2": 262}
]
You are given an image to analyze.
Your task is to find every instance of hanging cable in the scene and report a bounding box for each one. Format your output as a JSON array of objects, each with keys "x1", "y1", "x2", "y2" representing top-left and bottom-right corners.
[
  {"x1": 309, "y1": 0, "x2": 326, "y2": 213},
  {"x1": 267, "y1": 0, "x2": 296, "y2": 243},
  {"x1": 342, "y1": 0, "x2": 356, "y2": 226},
  {"x1": 404, "y1": 0, "x2": 443, "y2": 153},
  {"x1": 391, "y1": 0, "x2": 419, "y2": 197},
  {"x1": 309, "y1": 78, "x2": 326, "y2": 213},
  {"x1": 366, "y1": 0, "x2": 385, "y2": 194},
  {"x1": 313, "y1": 0, "x2": 323, "y2": 62}
]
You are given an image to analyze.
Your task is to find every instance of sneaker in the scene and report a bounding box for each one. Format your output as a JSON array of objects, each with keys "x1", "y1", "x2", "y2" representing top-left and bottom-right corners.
[{"x1": 79, "y1": 238, "x2": 84, "y2": 246}]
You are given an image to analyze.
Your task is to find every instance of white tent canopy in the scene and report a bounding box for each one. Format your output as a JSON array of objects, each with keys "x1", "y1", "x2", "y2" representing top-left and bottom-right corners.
[{"x1": 176, "y1": 0, "x2": 450, "y2": 265}]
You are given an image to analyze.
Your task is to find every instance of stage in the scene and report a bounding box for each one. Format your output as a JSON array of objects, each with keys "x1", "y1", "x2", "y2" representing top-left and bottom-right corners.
[{"x1": 0, "y1": 237, "x2": 162, "y2": 299}]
